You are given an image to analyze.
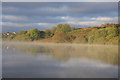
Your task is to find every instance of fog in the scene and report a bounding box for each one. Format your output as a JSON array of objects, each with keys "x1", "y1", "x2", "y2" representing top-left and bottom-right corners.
[{"x1": 2, "y1": 41, "x2": 118, "y2": 78}]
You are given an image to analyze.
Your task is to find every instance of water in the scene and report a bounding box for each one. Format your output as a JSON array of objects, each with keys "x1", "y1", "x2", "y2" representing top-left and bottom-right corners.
[{"x1": 2, "y1": 42, "x2": 118, "y2": 78}]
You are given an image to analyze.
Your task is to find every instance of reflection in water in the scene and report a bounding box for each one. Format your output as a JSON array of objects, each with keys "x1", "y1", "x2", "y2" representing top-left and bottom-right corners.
[
  {"x1": 3, "y1": 42, "x2": 118, "y2": 65},
  {"x1": 2, "y1": 42, "x2": 118, "y2": 78}
]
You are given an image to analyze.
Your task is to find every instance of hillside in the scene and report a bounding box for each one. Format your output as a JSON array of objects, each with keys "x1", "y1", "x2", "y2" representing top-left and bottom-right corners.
[{"x1": 2, "y1": 23, "x2": 120, "y2": 45}]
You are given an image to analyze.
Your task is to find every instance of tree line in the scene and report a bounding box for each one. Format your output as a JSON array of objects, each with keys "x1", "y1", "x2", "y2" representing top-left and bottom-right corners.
[{"x1": 2, "y1": 23, "x2": 120, "y2": 45}]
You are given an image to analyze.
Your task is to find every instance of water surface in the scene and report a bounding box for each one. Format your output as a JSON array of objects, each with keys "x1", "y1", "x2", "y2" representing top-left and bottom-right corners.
[{"x1": 2, "y1": 42, "x2": 118, "y2": 78}]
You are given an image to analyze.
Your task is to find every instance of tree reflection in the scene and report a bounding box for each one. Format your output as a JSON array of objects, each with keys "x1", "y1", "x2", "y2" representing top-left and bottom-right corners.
[{"x1": 3, "y1": 42, "x2": 118, "y2": 65}]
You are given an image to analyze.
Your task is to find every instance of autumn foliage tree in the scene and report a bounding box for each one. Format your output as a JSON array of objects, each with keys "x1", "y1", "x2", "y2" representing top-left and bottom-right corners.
[
  {"x1": 27, "y1": 29, "x2": 40, "y2": 40},
  {"x1": 52, "y1": 32, "x2": 75, "y2": 43},
  {"x1": 52, "y1": 24, "x2": 74, "y2": 33}
]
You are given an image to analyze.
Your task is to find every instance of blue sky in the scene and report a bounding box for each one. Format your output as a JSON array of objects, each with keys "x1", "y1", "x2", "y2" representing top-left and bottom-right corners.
[{"x1": 2, "y1": 2, "x2": 118, "y2": 32}]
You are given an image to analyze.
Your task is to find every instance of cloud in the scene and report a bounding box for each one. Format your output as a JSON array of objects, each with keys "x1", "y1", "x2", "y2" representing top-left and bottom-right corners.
[
  {"x1": 2, "y1": 6, "x2": 19, "y2": 14},
  {"x1": 65, "y1": 17, "x2": 118, "y2": 27},
  {"x1": 38, "y1": 23, "x2": 55, "y2": 27},
  {"x1": 78, "y1": 21, "x2": 101, "y2": 26},
  {"x1": 2, "y1": 15, "x2": 65, "y2": 24},
  {"x1": 2, "y1": 22, "x2": 31, "y2": 27},
  {"x1": 2, "y1": 2, "x2": 118, "y2": 17},
  {"x1": 2, "y1": 15, "x2": 29, "y2": 22},
  {"x1": 2, "y1": 2, "x2": 118, "y2": 32},
  {"x1": 94, "y1": 17, "x2": 115, "y2": 22},
  {"x1": 91, "y1": 17, "x2": 117, "y2": 21},
  {"x1": 61, "y1": 16, "x2": 118, "y2": 26},
  {"x1": 2, "y1": 22, "x2": 52, "y2": 32}
]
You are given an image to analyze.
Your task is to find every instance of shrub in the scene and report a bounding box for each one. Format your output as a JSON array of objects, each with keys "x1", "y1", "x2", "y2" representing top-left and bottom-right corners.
[
  {"x1": 13, "y1": 34, "x2": 31, "y2": 41},
  {"x1": 52, "y1": 32, "x2": 74, "y2": 43}
]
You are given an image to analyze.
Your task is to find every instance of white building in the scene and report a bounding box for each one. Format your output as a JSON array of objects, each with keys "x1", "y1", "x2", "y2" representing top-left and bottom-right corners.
[
  {"x1": 6, "y1": 32, "x2": 10, "y2": 35},
  {"x1": 13, "y1": 32, "x2": 16, "y2": 34}
]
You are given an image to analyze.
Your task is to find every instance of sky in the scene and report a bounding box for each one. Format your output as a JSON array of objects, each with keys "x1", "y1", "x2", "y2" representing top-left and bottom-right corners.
[{"x1": 1, "y1": 2, "x2": 118, "y2": 32}]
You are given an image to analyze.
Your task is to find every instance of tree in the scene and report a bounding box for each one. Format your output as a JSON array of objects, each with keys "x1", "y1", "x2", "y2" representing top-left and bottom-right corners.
[
  {"x1": 44, "y1": 30, "x2": 54, "y2": 38},
  {"x1": 56, "y1": 24, "x2": 72, "y2": 33},
  {"x1": 52, "y1": 24, "x2": 74, "y2": 33},
  {"x1": 52, "y1": 32, "x2": 75, "y2": 43},
  {"x1": 18, "y1": 31, "x2": 27, "y2": 35},
  {"x1": 27, "y1": 29, "x2": 40, "y2": 40},
  {"x1": 51, "y1": 26, "x2": 57, "y2": 33},
  {"x1": 13, "y1": 34, "x2": 31, "y2": 41}
]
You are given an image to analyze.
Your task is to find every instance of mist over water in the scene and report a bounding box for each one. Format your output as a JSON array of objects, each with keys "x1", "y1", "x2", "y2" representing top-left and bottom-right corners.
[{"x1": 2, "y1": 41, "x2": 118, "y2": 78}]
